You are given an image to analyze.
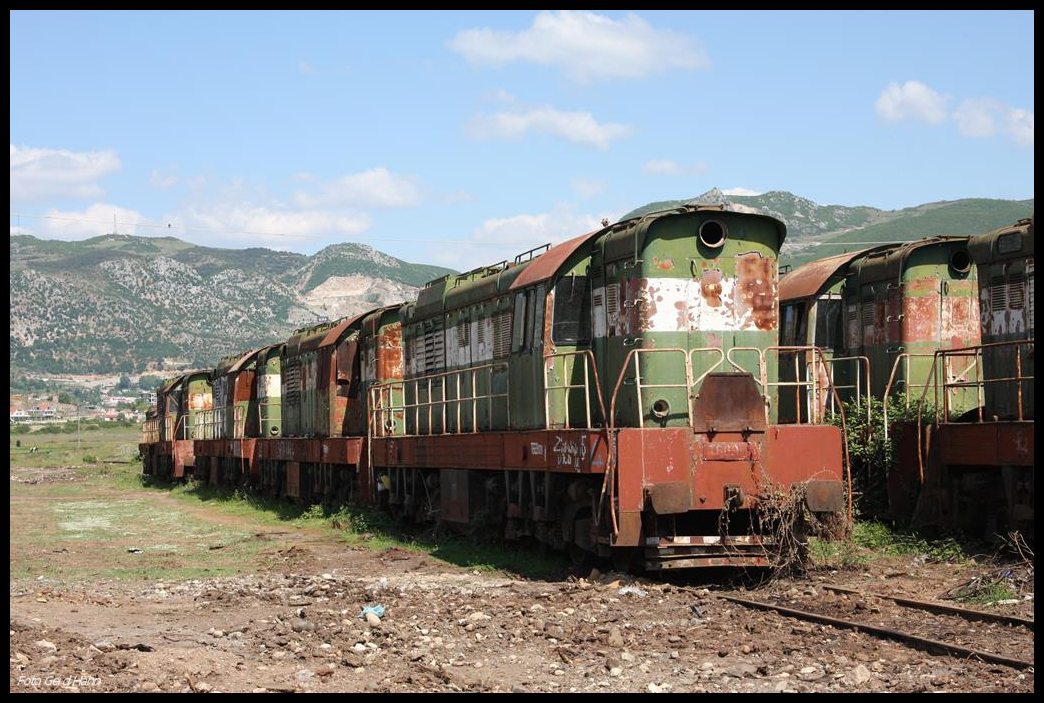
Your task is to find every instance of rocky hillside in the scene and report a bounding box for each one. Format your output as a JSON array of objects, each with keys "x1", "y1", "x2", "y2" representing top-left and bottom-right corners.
[
  {"x1": 10, "y1": 234, "x2": 454, "y2": 374},
  {"x1": 622, "y1": 189, "x2": 1034, "y2": 267}
]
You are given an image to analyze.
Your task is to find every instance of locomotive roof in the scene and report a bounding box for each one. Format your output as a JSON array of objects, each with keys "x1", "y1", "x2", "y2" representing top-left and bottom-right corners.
[
  {"x1": 854, "y1": 236, "x2": 973, "y2": 284},
  {"x1": 968, "y1": 217, "x2": 1034, "y2": 264},
  {"x1": 779, "y1": 246, "x2": 888, "y2": 302},
  {"x1": 212, "y1": 347, "x2": 262, "y2": 378}
]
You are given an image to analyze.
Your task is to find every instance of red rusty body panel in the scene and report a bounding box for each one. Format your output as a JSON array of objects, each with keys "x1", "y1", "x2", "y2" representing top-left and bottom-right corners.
[
  {"x1": 735, "y1": 252, "x2": 778, "y2": 331},
  {"x1": 779, "y1": 248, "x2": 878, "y2": 302},
  {"x1": 615, "y1": 425, "x2": 843, "y2": 513},
  {"x1": 317, "y1": 312, "x2": 368, "y2": 349},
  {"x1": 509, "y1": 229, "x2": 602, "y2": 291},
  {"x1": 172, "y1": 439, "x2": 195, "y2": 478},
  {"x1": 370, "y1": 431, "x2": 609, "y2": 474},
  {"x1": 256, "y1": 437, "x2": 364, "y2": 465},
  {"x1": 936, "y1": 422, "x2": 1034, "y2": 466},
  {"x1": 376, "y1": 321, "x2": 404, "y2": 381}
]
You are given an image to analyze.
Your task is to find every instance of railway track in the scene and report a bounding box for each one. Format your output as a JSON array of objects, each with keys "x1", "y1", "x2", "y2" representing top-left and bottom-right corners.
[{"x1": 721, "y1": 586, "x2": 1034, "y2": 670}]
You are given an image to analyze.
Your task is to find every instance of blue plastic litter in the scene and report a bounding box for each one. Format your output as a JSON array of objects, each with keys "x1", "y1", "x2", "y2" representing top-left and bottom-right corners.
[{"x1": 359, "y1": 605, "x2": 386, "y2": 619}]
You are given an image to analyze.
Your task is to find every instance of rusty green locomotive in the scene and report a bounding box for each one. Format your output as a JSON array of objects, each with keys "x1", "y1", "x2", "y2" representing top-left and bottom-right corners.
[{"x1": 142, "y1": 205, "x2": 847, "y2": 570}]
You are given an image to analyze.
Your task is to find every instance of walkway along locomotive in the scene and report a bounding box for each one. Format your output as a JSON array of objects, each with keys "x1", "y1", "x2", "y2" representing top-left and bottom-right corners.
[{"x1": 141, "y1": 205, "x2": 848, "y2": 571}]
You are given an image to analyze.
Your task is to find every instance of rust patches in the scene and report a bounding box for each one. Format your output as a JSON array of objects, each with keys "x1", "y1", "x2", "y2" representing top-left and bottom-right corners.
[
  {"x1": 656, "y1": 258, "x2": 675, "y2": 271},
  {"x1": 376, "y1": 322, "x2": 404, "y2": 380},
  {"x1": 734, "y1": 253, "x2": 777, "y2": 331},
  {"x1": 675, "y1": 300, "x2": 687, "y2": 330},
  {"x1": 700, "y1": 269, "x2": 723, "y2": 307},
  {"x1": 902, "y1": 296, "x2": 940, "y2": 342}
]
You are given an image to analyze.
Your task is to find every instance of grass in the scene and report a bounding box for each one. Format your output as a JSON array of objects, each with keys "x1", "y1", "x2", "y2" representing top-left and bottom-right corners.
[
  {"x1": 10, "y1": 425, "x2": 567, "y2": 582},
  {"x1": 10, "y1": 424, "x2": 141, "y2": 469},
  {"x1": 810, "y1": 520, "x2": 973, "y2": 570},
  {"x1": 954, "y1": 582, "x2": 1019, "y2": 606},
  {"x1": 135, "y1": 477, "x2": 568, "y2": 579}
]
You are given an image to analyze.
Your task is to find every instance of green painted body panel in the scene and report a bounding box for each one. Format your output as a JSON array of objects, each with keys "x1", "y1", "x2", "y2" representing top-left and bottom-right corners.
[
  {"x1": 847, "y1": 239, "x2": 980, "y2": 415},
  {"x1": 257, "y1": 347, "x2": 282, "y2": 437}
]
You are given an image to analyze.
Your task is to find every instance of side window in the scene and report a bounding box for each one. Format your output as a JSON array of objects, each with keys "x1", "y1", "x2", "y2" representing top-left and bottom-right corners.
[
  {"x1": 552, "y1": 275, "x2": 591, "y2": 345},
  {"x1": 512, "y1": 292, "x2": 527, "y2": 352},
  {"x1": 781, "y1": 303, "x2": 798, "y2": 346},
  {"x1": 814, "y1": 295, "x2": 844, "y2": 351}
]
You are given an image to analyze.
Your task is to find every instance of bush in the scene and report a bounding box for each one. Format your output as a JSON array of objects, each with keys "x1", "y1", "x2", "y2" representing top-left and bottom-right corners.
[{"x1": 830, "y1": 396, "x2": 939, "y2": 519}]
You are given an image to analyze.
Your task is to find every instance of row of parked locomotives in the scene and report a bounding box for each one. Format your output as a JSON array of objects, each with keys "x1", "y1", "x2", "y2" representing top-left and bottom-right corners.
[
  {"x1": 142, "y1": 205, "x2": 848, "y2": 571},
  {"x1": 777, "y1": 218, "x2": 1034, "y2": 538}
]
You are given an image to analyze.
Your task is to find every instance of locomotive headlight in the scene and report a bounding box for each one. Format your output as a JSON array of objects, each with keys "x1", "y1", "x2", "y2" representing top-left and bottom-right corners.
[
  {"x1": 699, "y1": 220, "x2": 727, "y2": 249},
  {"x1": 949, "y1": 249, "x2": 972, "y2": 274},
  {"x1": 651, "y1": 399, "x2": 671, "y2": 420}
]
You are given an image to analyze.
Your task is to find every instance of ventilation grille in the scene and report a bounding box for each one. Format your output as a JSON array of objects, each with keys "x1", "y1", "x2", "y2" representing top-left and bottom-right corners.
[
  {"x1": 860, "y1": 300, "x2": 875, "y2": 327},
  {"x1": 493, "y1": 311, "x2": 512, "y2": 359},
  {"x1": 1008, "y1": 273, "x2": 1026, "y2": 310},
  {"x1": 606, "y1": 283, "x2": 620, "y2": 316},
  {"x1": 990, "y1": 276, "x2": 1008, "y2": 311}
]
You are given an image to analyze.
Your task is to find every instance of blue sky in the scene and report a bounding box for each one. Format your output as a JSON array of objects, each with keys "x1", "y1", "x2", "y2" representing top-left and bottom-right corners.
[{"x1": 9, "y1": 10, "x2": 1035, "y2": 268}]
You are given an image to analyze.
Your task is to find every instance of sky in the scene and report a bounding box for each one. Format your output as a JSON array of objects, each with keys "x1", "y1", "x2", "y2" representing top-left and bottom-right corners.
[{"x1": 9, "y1": 10, "x2": 1035, "y2": 269}]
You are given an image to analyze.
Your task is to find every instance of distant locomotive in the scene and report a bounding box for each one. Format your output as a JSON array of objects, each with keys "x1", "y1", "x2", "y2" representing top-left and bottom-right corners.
[
  {"x1": 779, "y1": 237, "x2": 981, "y2": 418},
  {"x1": 910, "y1": 218, "x2": 1034, "y2": 537},
  {"x1": 142, "y1": 205, "x2": 847, "y2": 571}
]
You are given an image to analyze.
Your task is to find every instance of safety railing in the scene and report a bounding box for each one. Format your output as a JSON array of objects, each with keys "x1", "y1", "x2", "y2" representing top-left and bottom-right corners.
[
  {"x1": 194, "y1": 409, "x2": 220, "y2": 440},
  {"x1": 918, "y1": 340, "x2": 1034, "y2": 425},
  {"x1": 608, "y1": 347, "x2": 725, "y2": 429},
  {"x1": 368, "y1": 363, "x2": 510, "y2": 438},
  {"x1": 914, "y1": 339, "x2": 1034, "y2": 483},
  {"x1": 234, "y1": 405, "x2": 245, "y2": 439},
  {"x1": 258, "y1": 400, "x2": 280, "y2": 436},
  {"x1": 883, "y1": 351, "x2": 980, "y2": 442},
  {"x1": 726, "y1": 346, "x2": 832, "y2": 425},
  {"x1": 141, "y1": 418, "x2": 160, "y2": 444},
  {"x1": 543, "y1": 349, "x2": 607, "y2": 429},
  {"x1": 822, "y1": 355, "x2": 872, "y2": 426}
]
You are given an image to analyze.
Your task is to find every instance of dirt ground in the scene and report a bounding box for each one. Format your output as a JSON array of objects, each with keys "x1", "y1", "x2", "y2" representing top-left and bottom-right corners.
[{"x1": 9, "y1": 461, "x2": 1035, "y2": 693}]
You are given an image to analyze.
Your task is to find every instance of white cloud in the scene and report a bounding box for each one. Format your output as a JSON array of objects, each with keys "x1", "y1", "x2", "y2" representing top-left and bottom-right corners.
[
  {"x1": 875, "y1": 80, "x2": 950, "y2": 124},
  {"x1": 953, "y1": 97, "x2": 1000, "y2": 138},
  {"x1": 468, "y1": 107, "x2": 632, "y2": 150},
  {"x1": 298, "y1": 60, "x2": 314, "y2": 74},
  {"x1": 722, "y1": 187, "x2": 762, "y2": 196},
  {"x1": 426, "y1": 203, "x2": 609, "y2": 270},
  {"x1": 168, "y1": 204, "x2": 372, "y2": 249},
  {"x1": 954, "y1": 98, "x2": 1034, "y2": 146},
  {"x1": 10, "y1": 144, "x2": 121, "y2": 202},
  {"x1": 484, "y1": 88, "x2": 517, "y2": 104},
  {"x1": 150, "y1": 168, "x2": 179, "y2": 189},
  {"x1": 1007, "y1": 107, "x2": 1034, "y2": 147},
  {"x1": 292, "y1": 167, "x2": 421, "y2": 209},
  {"x1": 571, "y1": 177, "x2": 606, "y2": 197},
  {"x1": 450, "y1": 10, "x2": 709, "y2": 83},
  {"x1": 642, "y1": 159, "x2": 708, "y2": 176}
]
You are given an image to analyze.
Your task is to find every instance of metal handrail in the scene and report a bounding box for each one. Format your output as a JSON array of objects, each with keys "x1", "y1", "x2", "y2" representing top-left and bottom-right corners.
[
  {"x1": 608, "y1": 347, "x2": 693, "y2": 429},
  {"x1": 142, "y1": 418, "x2": 160, "y2": 443},
  {"x1": 258, "y1": 400, "x2": 280, "y2": 436},
  {"x1": 883, "y1": 351, "x2": 981, "y2": 442},
  {"x1": 543, "y1": 349, "x2": 608, "y2": 429},
  {"x1": 368, "y1": 363, "x2": 510, "y2": 437},
  {"x1": 726, "y1": 346, "x2": 832, "y2": 425},
  {"x1": 914, "y1": 339, "x2": 1035, "y2": 484},
  {"x1": 822, "y1": 355, "x2": 872, "y2": 426}
]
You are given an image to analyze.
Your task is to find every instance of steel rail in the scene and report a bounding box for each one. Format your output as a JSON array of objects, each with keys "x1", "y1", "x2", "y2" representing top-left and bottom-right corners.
[
  {"x1": 820, "y1": 584, "x2": 1034, "y2": 629},
  {"x1": 721, "y1": 594, "x2": 1033, "y2": 670}
]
